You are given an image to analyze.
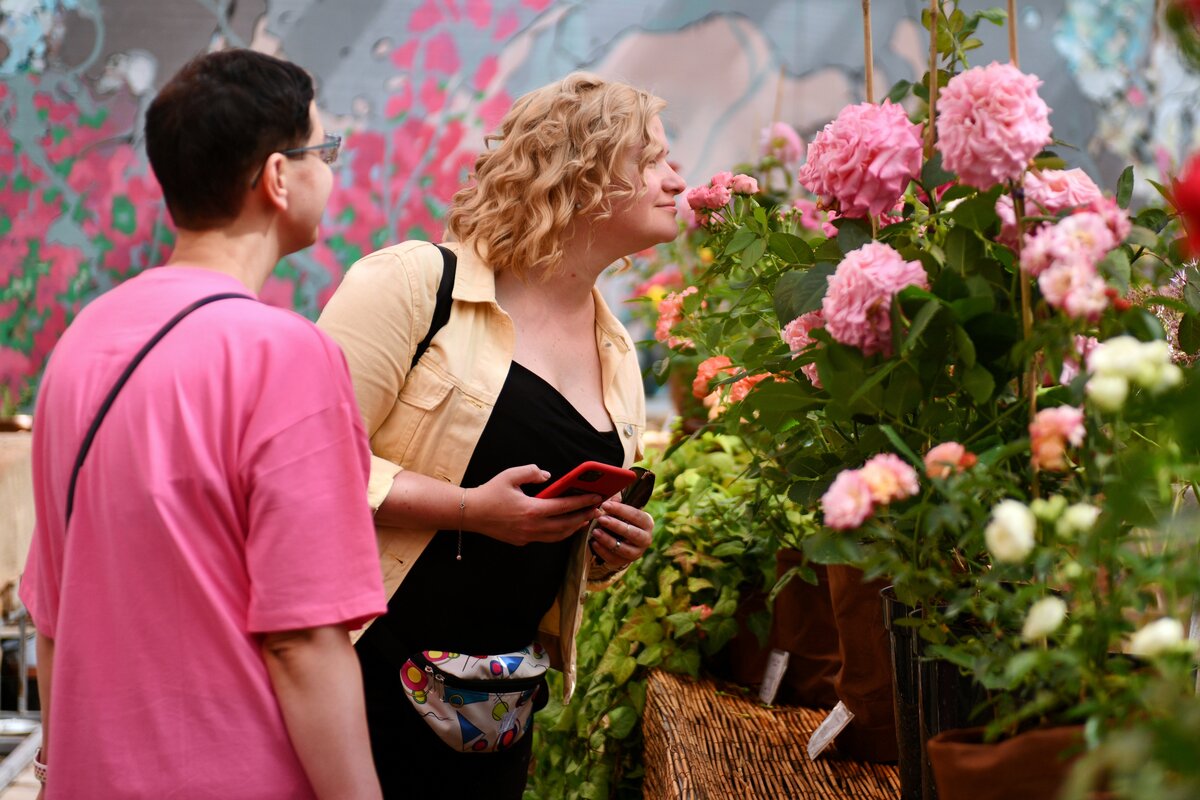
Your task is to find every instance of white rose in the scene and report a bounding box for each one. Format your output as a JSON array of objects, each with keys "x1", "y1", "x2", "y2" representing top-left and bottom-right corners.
[
  {"x1": 1088, "y1": 336, "x2": 1143, "y2": 379},
  {"x1": 1056, "y1": 503, "x2": 1101, "y2": 538},
  {"x1": 1021, "y1": 596, "x2": 1067, "y2": 641},
  {"x1": 1086, "y1": 374, "x2": 1128, "y2": 412},
  {"x1": 1030, "y1": 495, "x2": 1067, "y2": 522},
  {"x1": 985, "y1": 500, "x2": 1036, "y2": 563},
  {"x1": 1128, "y1": 618, "x2": 1195, "y2": 658},
  {"x1": 1147, "y1": 363, "x2": 1183, "y2": 394}
]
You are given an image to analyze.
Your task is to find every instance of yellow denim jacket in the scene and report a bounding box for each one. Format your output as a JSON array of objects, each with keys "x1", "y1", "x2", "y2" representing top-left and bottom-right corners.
[{"x1": 317, "y1": 240, "x2": 645, "y2": 701}]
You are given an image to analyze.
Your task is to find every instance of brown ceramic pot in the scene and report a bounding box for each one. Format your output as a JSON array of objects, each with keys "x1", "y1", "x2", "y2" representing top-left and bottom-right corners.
[{"x1": 927, "y1": 725, "x2": 1085, "y2": 800}]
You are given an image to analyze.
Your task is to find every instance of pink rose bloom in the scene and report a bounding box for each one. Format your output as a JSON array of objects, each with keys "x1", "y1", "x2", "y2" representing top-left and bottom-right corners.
[
  {"x1": 728, "y1": 372, "x2": 770, "y2": 403},
  {"x1": 792, "y1": 198, "x2": 838, "y2": 237},
  {"x1": 1038, "y1": 262, "x2": 1109, "y2": 320},
  {"x1": 691, "y1": 604, "x2": 714, "y2": 621},
  {"x1": 822, "y1": 242, "x2": 929, "y2": 357},
  {"x1": 1059, "y1": 335, "x2": 1099, "y2": 384},
  {"x1": 693, "y1": 355, "x2": 734, "y2": 399},
  {"x1": 1020, "y1": 212, "x2": 1116, "y2": 277},
  {"x1": 936, "y1": 62, "x2": 1052, "y2": 190},
  {"x1": 761, "y1": 121, "x2": 804, "y2": 166},
  {"x1": 655, "y1": 286, "x2": 698, "y2": 349},
  {"x1": 924, "y1": 442, "x2": 978, "y2": 478},
  {"x1": 859, "y1": 453, "x2": 920, "y2": 504},
  {"x1": 822, "y1": 469, "x2": 875, "y2": 530},
  {"x1": 686, "y1": 184, "x2": 732, "y2": 212},
  {"x1": 995, "y1": 168, "x2": 1103, "y2": 244},
  {"x1": 797, "y1": 100, "x2": 924, "y2": 218},
  {"x1": 1029, "y1": 405, "x2": 1085, "y2": 472},
  {"x1": 1083, "y1": 196, "x2": 1131, "y2": 243},
  {"x1": 730, "y1": 173, "x2": 759, "y2": 195},
  {"x1": 781, "y1": 310, "x2": 826, "y2": 387},
  {"x1": 711, "y1": 171, "x2": 734, "y2": 188}
]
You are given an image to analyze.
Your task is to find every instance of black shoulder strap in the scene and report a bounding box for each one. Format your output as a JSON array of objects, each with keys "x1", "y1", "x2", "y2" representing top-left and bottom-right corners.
[
  {"x1": 65, "y1": 292, "x2": 254, "y2": 525},
  {"x1": 410, "y1": 244, "x2": 457, "y2": 370}
]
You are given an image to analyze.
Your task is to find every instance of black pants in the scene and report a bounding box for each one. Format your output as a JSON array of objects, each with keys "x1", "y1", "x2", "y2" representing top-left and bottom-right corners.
[{"x1": 356, "y1": 640, "x2": 535, "y2": 798}]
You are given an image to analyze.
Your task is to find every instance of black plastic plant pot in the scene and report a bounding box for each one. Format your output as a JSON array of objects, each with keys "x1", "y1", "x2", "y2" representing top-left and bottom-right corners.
[{"x1": 881, "y1": 586, "x2": 922, "y2": 800}]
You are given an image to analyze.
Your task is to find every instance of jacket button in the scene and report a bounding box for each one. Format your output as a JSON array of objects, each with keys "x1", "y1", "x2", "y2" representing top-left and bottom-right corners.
[{"x1": 623, "y1": 424, "x2": 634, "y2": 437}]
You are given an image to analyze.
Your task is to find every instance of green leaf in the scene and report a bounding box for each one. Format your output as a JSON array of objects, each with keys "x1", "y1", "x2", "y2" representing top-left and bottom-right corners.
[
  {"x1": 605, "y1": 706, "x2": 639, "y2": 739},
  {"x1": 1126, "y1": 225, "x2": 1159, "y2": 248},
  {"x1": 836, "y1": 217, "x2": 873, "y2": 254},
  {"x1": 1178, "y1": 315, "x2": 1200, "y2": 355},
  {"x1": 744, "y1": 381, "x2": 822, "y2": 414},
  {"x1": 1146, "y1": 178, "x2": 1174, "y2": 204},
  {"x1": 921, "y1": 151, "x2": 954, "y2": 188},
  {"x1": 1115, "y1": 165, "x2": 1134, "y2": 209},
  {"x1": 879, "y1": 424, "x2": 922, "y2": 467},
  {"x1": 610, "y1": 654, "x2": 637, "y2": 686},
  {"x1": 950, "y1": 186, "x2": 1002, "y2": 232},
  {"x1": 954, "y1": 326, "x2": 977, "y2": 368},
  {"x1": 963, "y1": 363, "x2": 995, "y2": 402},
  {"x1": 772, "y1": 263, "x2": 835, "y2": 324},
  {"x1": 1098, "y1": 249, "x2": 1131, "y2": 293},
  {"x1": 768, "y1": 231, "x2": 814, "y2": 266},
  {"x1": 886, "y1": 79, "x2": 913, "y2": 104},
  {"x1": 944, "y1": 226, "x2": 983, "y2": 273},
  {"x1": 740, "y1": 237, "x2": 767, "y2": 269},
  {"x1": 979, "y1": 7, "x2": 1008, "y2": 24},
  {"x1": 724, "y1": 227, "x2": 757, "y2": 256},
  {"x1": 665, "y1": 612, "x2": 695, "y2": 636},
  {"x1": 849, "y1": 360, "x2": 899, "y2": 405},
  {"x1": 711, "y1": 541, "x2": 746, "y2": 558},
  {"x1": 903, "y1": 300, "x2": 942, "y2": 353}
]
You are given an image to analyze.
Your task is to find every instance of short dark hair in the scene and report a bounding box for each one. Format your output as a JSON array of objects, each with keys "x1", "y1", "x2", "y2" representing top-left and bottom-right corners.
[{"x1": 145, "y1": 49, "x2": 314, "y2": 231}]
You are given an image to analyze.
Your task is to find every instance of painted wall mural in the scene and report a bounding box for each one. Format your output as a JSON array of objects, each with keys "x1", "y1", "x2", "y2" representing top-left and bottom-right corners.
[{"x1": 1, "y1": 0, "x2": 1196, "y2": 412}]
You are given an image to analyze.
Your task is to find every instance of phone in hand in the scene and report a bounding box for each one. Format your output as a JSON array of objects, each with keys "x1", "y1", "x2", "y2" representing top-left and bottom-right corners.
[{"x1": 535, "y1": 461, "x2": 637, "y2": 501}]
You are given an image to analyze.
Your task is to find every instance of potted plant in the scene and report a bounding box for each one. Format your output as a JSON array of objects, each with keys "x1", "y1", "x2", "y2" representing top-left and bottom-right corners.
[{"x1": 650, "y1": 1, "x2": 1200, "y2": 796}]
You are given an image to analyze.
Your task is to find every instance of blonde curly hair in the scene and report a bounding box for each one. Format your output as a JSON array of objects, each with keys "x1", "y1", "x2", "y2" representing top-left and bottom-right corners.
[{"x1": 446, "y1": 72, "x2": 667, "y2": 281}]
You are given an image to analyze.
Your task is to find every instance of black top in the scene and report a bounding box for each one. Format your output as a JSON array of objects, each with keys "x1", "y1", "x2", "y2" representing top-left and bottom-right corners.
[{"x1": 370, "y1": 361, "x2": 624, "y2": 657}]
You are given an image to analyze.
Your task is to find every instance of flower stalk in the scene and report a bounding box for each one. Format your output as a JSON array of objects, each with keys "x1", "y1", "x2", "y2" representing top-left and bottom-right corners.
[
  {"x1": 862, "y1": 0, "x2": 875, "y2": 103},
  {"x1": 925, "y1": 0, "x2": 940, "y2": 160}
]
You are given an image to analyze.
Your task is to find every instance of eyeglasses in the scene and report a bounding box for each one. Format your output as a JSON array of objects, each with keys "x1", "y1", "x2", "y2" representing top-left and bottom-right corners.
[{"x1": 250, "y1": 133, "x2": 341, "y2": 187}]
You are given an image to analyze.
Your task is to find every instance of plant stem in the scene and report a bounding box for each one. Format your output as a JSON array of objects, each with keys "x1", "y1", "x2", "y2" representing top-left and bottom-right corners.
[
  {"x1": 1009, "y1": 182, "x2": 1039, "y2": 499},
  {"x1": 1007, "y1": 0, "x2": 1019, "y2": 67},
  {"x1": 862, "y1": 0, "x2": 875, "y2": 103},
  {"x1": 925, "y1": 0, "x2": 940, "y2": 160}
]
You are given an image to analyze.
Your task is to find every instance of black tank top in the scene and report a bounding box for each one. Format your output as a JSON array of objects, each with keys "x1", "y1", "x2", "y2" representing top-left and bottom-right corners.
[{"x1": 374, "y1": 361, "x2": 623, "y2": 656}]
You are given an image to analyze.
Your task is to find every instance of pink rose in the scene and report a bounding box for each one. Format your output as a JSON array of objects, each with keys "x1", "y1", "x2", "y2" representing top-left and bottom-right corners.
[
  {"x1": 1082, "y1": 196, "x2": 1131, "y2": 243},
  {"x1": 761, "y1": 121, "x2": 803, "y2": 166},
  {"x1": 821, "y1": 469, "x2": 875, "y2": 530},
  {"x1": 655, "y1": 286, "x2": 698, "y2": 349},
  {"x1": 924, "y1": 442, "x2": 977, "y2": 478},
  {"x1": 728, "y1": 372, "x2": 770, "y2": 403},
  {"x1": 693, "y1": 355, "x2": 734, "y2": 399},
  {"x1": 691, "y1": 604, "x2": 714, "y2": 621},
  {"x1": 711, "y1": 171, "x2": 734, "y2": 188},
  {"x1": 936, "y1": 62, "x2": 1052, "y2": 190},
  {"x1": 781, "y1": 310, "x2": 826, "y2": 387},
  {"x1": 1038, "y1": 263, "x2": 1109, "y2": 320},
  {"x1": 797, "y1": 100, "x2": 924, "y2": 218},
  {"x1": 1029, "y1": 405, "x2": 1085, "y2": 472},
  {"x1": 859, "y1": 453, "x2": 920, "y2": 504},
  {"x1": 822, "y1": 242, "x2": 929, "y2": 357},
  {"x1": 1020, "y1": 212, "x2": 1116, "y2": 277},
  {"x1": 685, "y1": 184, "x2": 732, "y2": 212},
  {"x1": 730, "y1": 173, "x2": 759, "y2": 195},
  {"x1": 1059, "y1": 335, "x2": 1099, "y2": 384},
  {"x1": 995, "y1": 169, "x2": 1103, "y2": 244}
]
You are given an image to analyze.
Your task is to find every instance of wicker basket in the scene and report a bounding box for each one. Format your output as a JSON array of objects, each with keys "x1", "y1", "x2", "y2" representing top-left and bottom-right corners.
[{"x1": 642, "y1": 670, "x2": 900, "y2": 799}]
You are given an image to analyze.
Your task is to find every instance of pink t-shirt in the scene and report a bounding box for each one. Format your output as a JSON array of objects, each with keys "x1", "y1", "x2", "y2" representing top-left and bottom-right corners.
[{"x1": 20, "y1": 266, "x2": 387, "y2": 799}]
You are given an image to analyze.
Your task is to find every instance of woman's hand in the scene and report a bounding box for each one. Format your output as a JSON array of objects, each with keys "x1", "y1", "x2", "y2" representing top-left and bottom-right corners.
[
  {"x1": 467, "y1": 465, "x2": 603, "y2": 546},
  {"x1": 588, "y1": 497, "x2": 654, "y2": 571}
]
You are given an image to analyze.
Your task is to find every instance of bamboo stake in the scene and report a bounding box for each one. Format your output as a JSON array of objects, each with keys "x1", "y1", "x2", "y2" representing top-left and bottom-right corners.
[
  {"x1": 925, "y1": 0, "x2": 939, "y2": 159},
  {"x1": 1008, "y1": 0, "x2": 1019, "y2": 67},
  {"x1": 862, "y1": 0, "x2": 875, "y2": 103}
]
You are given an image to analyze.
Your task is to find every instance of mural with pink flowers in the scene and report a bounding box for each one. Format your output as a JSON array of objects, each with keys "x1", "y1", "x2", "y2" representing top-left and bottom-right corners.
[{"x1": 1, "y1": 0, "x2": 1197, "y2": 412}]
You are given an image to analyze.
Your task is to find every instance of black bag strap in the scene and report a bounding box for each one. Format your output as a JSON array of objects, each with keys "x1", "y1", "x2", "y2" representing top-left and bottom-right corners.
[
  {"x1": 65, "y1": 292, "x2": 254, "y2": 525},
  {"x1": 409, "y1": 244, "x2": 457, "y2": 370}
]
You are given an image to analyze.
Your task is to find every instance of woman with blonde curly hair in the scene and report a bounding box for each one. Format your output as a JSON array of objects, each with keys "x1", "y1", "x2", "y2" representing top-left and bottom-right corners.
[{"x1": 317, "y1": 72, "x2": 685, "y2": 796}]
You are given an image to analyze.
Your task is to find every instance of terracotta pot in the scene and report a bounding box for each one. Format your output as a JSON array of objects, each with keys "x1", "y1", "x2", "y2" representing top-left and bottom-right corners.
[
  {"x1": 927, "y1": 725, "x2": 1085, "y2": 800},
  {"x1": 769, "y1": 554, "x2": 840, "y2": 708},
  {"x1": 827, "y1": 565, "x2": 898, "y2": 762}
]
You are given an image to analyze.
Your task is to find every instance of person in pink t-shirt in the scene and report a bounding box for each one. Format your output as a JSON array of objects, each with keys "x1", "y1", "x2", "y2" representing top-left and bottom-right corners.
[{"x1": 20, "y1": 50, "x2": 387, "y2": 800}]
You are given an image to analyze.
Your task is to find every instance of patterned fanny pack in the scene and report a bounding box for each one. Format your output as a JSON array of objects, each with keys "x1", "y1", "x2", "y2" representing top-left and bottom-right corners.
[{"x1": 398, "y1": 644, "x2": 550, "y2": 753}]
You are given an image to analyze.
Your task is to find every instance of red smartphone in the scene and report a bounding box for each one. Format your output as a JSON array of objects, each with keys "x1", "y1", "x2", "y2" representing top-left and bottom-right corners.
[{"x1": 535, "y1": 461, "x2": 637, "y2": 500}]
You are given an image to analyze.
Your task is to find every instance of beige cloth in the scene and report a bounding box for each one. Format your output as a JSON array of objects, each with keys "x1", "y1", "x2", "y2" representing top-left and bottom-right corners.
[{"x1": 317, "y1": 240, "x2": 646, "y2": 700}]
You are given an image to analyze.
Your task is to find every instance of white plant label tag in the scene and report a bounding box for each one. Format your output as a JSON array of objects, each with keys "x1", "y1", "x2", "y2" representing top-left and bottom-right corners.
[
  {"x1": 807, "y1": 701, "x2": 855, "y2": 760},
  {"x1": 758, "y1": 648, "x2": 790, "y2": 705}
]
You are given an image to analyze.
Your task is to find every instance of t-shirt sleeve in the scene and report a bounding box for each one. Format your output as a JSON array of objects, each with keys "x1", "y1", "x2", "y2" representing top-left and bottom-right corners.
[{"x1": 239, "y1": 325, "x2": 387, "y2": 634}]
